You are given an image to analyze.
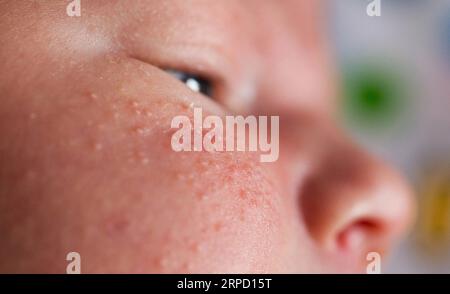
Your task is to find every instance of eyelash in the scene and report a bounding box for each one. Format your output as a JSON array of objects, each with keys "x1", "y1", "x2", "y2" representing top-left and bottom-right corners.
[{"x1": 165, "y1": 69, "x2": 213, "y2": 98}]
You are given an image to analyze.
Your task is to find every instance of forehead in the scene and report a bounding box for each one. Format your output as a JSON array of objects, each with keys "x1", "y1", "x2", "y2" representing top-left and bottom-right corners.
[{"x1": 123, "y1": 0, "x2": 324, "y2": 46}]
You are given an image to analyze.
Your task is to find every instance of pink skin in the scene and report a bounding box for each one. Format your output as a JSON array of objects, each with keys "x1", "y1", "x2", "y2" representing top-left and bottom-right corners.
[{"x1": 0, "y1": 0, "x2": 415, "y2": 273}]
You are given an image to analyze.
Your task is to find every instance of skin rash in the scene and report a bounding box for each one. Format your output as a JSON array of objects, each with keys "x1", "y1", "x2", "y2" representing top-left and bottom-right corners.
[{"x1": 0, "y1": 0, "x2": 415, "y2": 273}]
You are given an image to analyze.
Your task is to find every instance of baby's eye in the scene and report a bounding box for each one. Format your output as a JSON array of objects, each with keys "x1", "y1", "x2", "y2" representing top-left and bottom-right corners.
[{"x1": 166, "y1": 69, "x2": 213, "y2": 98}]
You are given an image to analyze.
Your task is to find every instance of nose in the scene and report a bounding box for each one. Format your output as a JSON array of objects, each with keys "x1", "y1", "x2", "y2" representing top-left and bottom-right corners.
[
  {"x1": 247, "y1": 4, "x2": 416, "y2": 263},
  {"x1": 298, "y1": 128, "x2": 416, "y2": 257}
]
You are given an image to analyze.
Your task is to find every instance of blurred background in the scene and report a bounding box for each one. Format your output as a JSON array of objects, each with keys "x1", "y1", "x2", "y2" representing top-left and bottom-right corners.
[{"x1": 329, "y1": 0, "x2": 450, "y2": 273}]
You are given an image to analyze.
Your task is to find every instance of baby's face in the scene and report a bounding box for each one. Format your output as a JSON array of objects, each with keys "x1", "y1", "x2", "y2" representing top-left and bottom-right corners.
[{"x1": 0, "y1": 0, "x2": 415, "y2": 273}]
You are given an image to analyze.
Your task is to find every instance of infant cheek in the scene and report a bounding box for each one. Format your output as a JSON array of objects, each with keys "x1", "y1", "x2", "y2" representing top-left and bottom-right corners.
[
  {"x1": 102, "y1": 95, "x2": 286, "y2": 272},
  {"x1": 81, "y1": 75, "x2": 285, "y2": 272},
  {"x1": 0, "y1": 55, "x2": 286, "y2": 273},
  {"x1": 91, "y1": 130, "x2": 285, "y2": 273},
  {"x1": 147, "y1": 149, "x2": 285, "y2": 273},
  {"x1": 56, "y1": 89, "x2": 286, "y2": 272}
]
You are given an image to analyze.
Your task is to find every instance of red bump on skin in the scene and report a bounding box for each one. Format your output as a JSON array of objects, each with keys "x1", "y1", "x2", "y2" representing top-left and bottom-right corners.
[
  {"x1": 196, "y1": 192, "x2": 206, "y2": 200},
  {"x1": 87, "y1": 92, "x2": 99, "y2": 102},
  {"x1": 179, "y1": 262, "x2": 190, "y2": 272},
  {"x1": 188, "y1": 242, "x2": 199, "y2": 253},
  {"x1": 213, "y1": 222, "x2": 223, "y2": 232},
  {"x1": 249, "y1": 198, "x2": 258, "y2": 207},
  {"x1": 239, "y1": 188, "x2": 247, "y2": 199},
  {"x1": 151, "y1": 256, "x2": 166, "y2": 272},
  {"x1": 104, "y1": 217, "x2": 131, "y2": 237}
]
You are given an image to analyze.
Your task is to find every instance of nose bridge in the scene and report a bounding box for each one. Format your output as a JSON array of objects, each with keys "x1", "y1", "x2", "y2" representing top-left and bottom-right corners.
[
  {"x1": 251, "y1": 5, "x2": 336, "y2": 117},
  {"x1": 255, "y1": 43, "x2": 335, "y2": 116},
  {"x1": 315, "y1": 133, "x2": 378, "y2": 189}
]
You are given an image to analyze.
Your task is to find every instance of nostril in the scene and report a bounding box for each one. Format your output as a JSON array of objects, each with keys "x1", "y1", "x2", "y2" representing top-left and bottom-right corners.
[{"x1": 336, "y1": 219, "x2": 382, "y2": 252}]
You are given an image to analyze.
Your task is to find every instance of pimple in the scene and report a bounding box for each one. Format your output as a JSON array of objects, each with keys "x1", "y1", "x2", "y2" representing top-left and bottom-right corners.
[
  {"x1": 96, "y1": 123, "x2": 106, "y2": 130},
  {"x1": 106, "y1": 54, "x2": 121, "y2": 65},
  {"x1": 153, "y1": 256, "x2": 170, "y2": 271},
  {"x1": 126, "y1": 100, "x2": 156, "y2": 119},
  {"x1": 140, "y1": 157, "x2": 150, "y2": 165},
  {"x1": 149, "y1": 256, "x2": 162, "y2": 270},
  {"x1": 224, "y1": 174, "x2": 233, "y2": 182},
  {"x1": 179, "y1": 262, "x2": 191, "y2": 272},
  {"x1": 132, "y1": 125, "x2": 151, "y2": 136},
  {"x1": 104, "y1": 217, "x2": 131, "y2": 237},
  {"x1": 213, "y1": 221, "x2": 224, "y2": 232},
  {"x1": 180, "y1": 101, "x2": 195, "y2": 111},
  {"x1": 188, "y1": 241, "x2": 200, "y2": 253},
  {"x1": 93, "y1": 142, "x2": 103, "y2": 151},
  {"x1": 127, "y1": 150, "x2": 151, "y2": 165},
  {"x1": 197, "y1": 157, "x2": 221, "y2": 173},
  {"x1": 89, "y1": 92, "x2": 98, "y2": 101},
  {"x1": 249, "y1": 198, "x2": 258, "y2": 207},
  {"x1": 175, "y1": 172, "x2": 195, "y2": 185},
  {"x1": 196, "y1": 191, "x2": 208, "y2": 201},
  {"x1": 128, "y1": 100, "x2": 139, "y2": 108},
  {"x1": 239, "y1": 189, "x2": 247, "y2": 200},
  {"x1": 113, "y1": 219, "x2": 130, "y2": 232}
]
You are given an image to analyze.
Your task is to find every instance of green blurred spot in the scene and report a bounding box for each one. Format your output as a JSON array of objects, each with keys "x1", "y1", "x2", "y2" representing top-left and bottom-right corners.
[{"x1": 341, "y1": 63, "x2": 407, "y2": 133}]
